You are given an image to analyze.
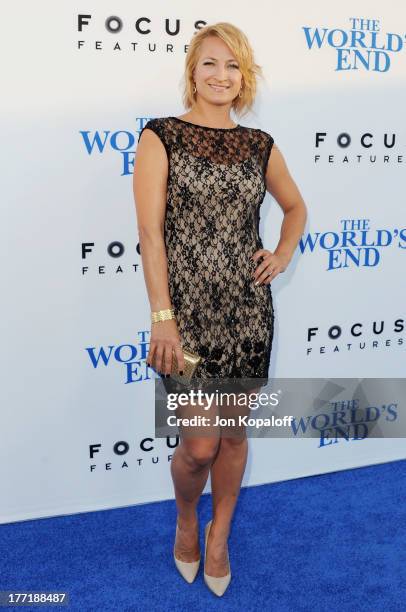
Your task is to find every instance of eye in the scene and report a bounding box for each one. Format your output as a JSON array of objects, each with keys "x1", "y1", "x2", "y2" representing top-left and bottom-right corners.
[{"x1": 203, "y1": 61, "x2": 214, "y2": 65}]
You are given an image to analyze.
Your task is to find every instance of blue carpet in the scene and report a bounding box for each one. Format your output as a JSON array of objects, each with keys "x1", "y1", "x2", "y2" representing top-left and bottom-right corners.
[{"x1": 1, "y1": 460, "x2": 405, "y2": 611}]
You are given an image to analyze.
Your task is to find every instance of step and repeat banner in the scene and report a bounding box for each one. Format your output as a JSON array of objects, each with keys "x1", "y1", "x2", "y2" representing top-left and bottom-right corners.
[{"x1": 2, "y1": 1, "x2": 405, "y2": 523}]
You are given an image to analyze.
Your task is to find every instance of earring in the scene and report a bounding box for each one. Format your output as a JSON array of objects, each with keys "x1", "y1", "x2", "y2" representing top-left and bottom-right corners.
[{"x1": 193, "y1": 84, "x2": 197, "y2": 94}]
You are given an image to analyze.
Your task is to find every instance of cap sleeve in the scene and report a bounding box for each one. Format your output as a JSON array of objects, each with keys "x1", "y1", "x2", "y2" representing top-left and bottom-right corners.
[{"x1": 139, "y1": 118, "x2": 169, "y2": 157}]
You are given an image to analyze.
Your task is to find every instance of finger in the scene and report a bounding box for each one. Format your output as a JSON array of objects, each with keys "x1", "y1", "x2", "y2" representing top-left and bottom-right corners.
[
  {"x1": 256, "y1": 266, "x2": 278, "y2": 285},
  {"x1": 154, "y1": 345, "x2": 164, "y2": 373},
  {"x1": 163, "y1": 343, "x2": 173, "y2": 375},
  {"x1": 265, "y1": 268, "x2": 280, "y2": 284},
  {"x1": 252, "y1": 248, "x2": 271, "y2": 263},
  {"x1": 253, "y1": 256, "x2": 273, "y2": 281},
  {"x1": 146, "y1": 343, "x2": 157, "y2": 367},
  {"x1": 252, "y1": 261, "x2": 266, "y2": 280},
  {"x1": 253, "y1": 251, "x2": 274, "y2": 278},
  {"x1": 173, "y1": 343, "x2": 185, "y2": 374}
]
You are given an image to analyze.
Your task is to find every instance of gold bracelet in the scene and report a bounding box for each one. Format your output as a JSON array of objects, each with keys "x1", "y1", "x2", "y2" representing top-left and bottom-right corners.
[{"x1": 151, "y1": 307, "x2": 175, "y2": 323}]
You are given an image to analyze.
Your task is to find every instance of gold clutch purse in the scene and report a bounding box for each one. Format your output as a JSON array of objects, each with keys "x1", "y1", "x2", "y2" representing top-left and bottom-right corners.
[
  {"x1": 170, "y1": 346, "x2": 202, "y2": 384},
  {"x1": 151, "y1": 345, "x2": 201, "y2": 384}
]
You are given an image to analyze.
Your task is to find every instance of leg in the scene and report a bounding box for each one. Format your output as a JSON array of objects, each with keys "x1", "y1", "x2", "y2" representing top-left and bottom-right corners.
[
  {"x1": 205, "y1": 385, "x2": 261, "y2": 576},
  {"x1": 171, "y1": 397, "x2": 221, "y2": 562}
]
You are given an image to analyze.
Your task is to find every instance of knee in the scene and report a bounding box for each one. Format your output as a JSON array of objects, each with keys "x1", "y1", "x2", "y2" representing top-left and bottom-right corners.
[
  {"x1": 184, "y1": 440, "x2": 220, "y2": 468},
  {"x1": 220, "y1": 435, "x2": 247, "y2": 450}
]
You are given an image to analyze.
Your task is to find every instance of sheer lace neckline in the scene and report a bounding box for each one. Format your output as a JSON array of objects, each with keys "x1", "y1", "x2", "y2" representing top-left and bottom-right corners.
[{"x1": 170, "y1": 116, "x2": 241, "y2": 131}]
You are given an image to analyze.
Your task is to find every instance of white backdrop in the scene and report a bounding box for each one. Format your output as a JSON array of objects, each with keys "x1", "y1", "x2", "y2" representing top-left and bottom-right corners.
[{"x1": 1, "y1": 1, "x2": 405, "y2": 524}]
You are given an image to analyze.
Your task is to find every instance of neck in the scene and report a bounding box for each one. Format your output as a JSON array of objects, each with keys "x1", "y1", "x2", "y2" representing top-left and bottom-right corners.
[{"x1": 186, "y1": 103, "x2": 236, "y2": 129}]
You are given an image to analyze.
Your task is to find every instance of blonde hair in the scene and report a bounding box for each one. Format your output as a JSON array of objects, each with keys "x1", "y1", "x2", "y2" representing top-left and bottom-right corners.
[{"x1": 181, "y1": 22, "x2": 263, "y2": 118}]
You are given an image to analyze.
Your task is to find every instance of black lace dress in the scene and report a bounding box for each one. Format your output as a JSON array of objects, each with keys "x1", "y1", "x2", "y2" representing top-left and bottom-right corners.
[{"x1": 139, "y1": 116, "x2": 275, "y2": 384}]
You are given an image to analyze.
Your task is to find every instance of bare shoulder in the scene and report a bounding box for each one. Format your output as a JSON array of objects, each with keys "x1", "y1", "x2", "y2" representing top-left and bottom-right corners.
[
  {"x1": 137, "y1": 119, "x2": 168, "y2": 166},
  {"x1": 134, "y1": 120, "x2": 168, "y2": 186},
  {"x1": 139, "y1": 118, "x2": 165, "y2": 145}
]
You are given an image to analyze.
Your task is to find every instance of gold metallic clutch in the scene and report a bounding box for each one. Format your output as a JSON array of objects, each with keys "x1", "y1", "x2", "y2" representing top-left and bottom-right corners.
[
  {"x1": 151, "y1": 346, "x2": 201, "y2": 383},
  {"x1": 171, "y1": 346, "x2": 202, "y2": 384}
]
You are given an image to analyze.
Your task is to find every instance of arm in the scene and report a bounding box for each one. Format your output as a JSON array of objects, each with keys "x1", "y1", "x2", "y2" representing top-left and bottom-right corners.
[
  {"x1": 253, "y1": 144, "x2": 308, "y2": 284},
  {"x1": 133, "y1": 128, "x2": 185, "y2": 375}
]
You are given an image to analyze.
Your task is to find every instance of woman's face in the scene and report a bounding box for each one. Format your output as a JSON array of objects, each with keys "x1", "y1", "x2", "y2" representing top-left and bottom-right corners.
[{"x1": 192, "y1": 35, "x2": 243, "y2": 106}]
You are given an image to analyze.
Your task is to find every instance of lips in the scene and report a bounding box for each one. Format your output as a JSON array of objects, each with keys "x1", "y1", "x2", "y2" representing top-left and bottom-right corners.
[{"x1": 209, "y1": 84, "x2": 229, "y2": 91}]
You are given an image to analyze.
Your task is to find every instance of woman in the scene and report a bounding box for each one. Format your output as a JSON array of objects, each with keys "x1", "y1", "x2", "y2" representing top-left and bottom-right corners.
[{"x1": 133, "y1": 22, "x2": 307, "y2": 596}]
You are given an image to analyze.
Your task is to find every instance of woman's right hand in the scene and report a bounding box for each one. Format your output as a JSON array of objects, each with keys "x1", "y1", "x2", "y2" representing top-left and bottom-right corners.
[{"x1": 147, "y1": 318, "x2": 186, "y2": 376}]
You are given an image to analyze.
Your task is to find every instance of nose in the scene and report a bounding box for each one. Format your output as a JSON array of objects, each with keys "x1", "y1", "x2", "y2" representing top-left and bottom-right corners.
[{"x1": 214, "y1": 64, "x2": 229, "y2": 81}]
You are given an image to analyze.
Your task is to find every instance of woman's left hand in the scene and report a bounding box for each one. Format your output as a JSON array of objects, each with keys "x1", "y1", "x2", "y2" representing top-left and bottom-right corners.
[{"x1": 251, "y1": 249, "x2": 290, "y2": 285}]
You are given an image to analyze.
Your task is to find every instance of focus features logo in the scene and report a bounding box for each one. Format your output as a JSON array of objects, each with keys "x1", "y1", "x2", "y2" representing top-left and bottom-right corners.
[{"x1": 76, "y1": 14, "x2": 208, "y2": 53}]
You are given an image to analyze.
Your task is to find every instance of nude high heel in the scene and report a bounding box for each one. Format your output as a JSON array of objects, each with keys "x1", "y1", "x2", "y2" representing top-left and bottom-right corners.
[
  {"x1": 204, "y1": 519, "x2": 231, "y2": 596},
  {"x1": 173, "y1": 521, "x2": 201, "y2": 583}
]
